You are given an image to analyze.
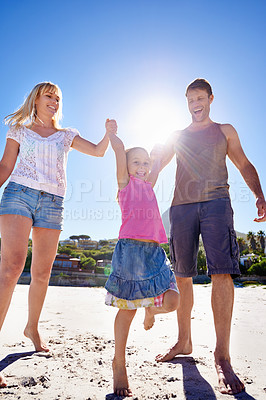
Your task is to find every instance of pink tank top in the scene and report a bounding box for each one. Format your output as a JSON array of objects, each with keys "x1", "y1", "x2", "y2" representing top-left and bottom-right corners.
[{"x1": 118, "y1": 175, "x2": 168, "y2": 243}]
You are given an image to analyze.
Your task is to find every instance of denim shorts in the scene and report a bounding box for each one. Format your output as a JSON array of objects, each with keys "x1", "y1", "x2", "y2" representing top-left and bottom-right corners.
[
  {"x1": 169, "y1": 198, "x2": 240, "y2": 278},
  {"x1": 0, "y1": 181, "x2": 64, "y2": 230},
  {"x1": 105, "y1": 238, "x2": 178, "y2": 300}
]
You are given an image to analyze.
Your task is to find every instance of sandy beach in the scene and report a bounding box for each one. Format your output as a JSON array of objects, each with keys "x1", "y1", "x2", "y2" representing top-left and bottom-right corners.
[{"x1": 0, "y1": 284, "x2": 265, "y2": 400}]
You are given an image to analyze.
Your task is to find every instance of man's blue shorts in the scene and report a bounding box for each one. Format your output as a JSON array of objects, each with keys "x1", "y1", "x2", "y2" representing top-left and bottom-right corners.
[{"x1": 169, "y1": 198, "x2": 240, "y2": 278}]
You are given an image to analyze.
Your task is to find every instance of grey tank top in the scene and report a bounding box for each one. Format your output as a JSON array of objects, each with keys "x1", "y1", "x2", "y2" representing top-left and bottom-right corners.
[{"x1": 172, "y1": 122, "x2": 230, "y2": 206}]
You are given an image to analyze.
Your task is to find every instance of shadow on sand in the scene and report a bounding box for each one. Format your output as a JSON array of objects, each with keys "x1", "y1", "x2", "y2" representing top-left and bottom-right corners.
[
  {"x1": 0, "y1": 351, "x2": 36, "y2": 373},
  {"x1": 169, "y1": 356, "x2": 257, "y2": 400},
  {"x1": 105, "y1": 356, "x2": 257, "y2": 400}
]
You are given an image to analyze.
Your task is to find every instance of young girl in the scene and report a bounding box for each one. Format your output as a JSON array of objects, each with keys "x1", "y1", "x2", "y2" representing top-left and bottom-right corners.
[{"x1": 105, "y1": 132, "x2": 180, "y2": 397}]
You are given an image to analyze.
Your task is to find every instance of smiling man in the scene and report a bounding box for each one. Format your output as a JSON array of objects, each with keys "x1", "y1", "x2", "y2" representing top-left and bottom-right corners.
[{"x1": 156, "y1": 78, "x2": 266, "y2": 394}]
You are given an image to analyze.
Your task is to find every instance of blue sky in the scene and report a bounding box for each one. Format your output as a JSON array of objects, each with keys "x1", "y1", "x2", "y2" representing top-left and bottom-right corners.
[{"x1": 0, "y1": 0, "x2": 265, "y2": 240}]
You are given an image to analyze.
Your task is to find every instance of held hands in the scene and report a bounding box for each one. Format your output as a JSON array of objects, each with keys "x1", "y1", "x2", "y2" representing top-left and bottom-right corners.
[
  {"x1": 105, "y1": 119, "x2": 117, "y2": 135},
  {"x1": 254, "y1": 197, "x2": 266, "y2": 222},
  {"x1": 150, "y1": 144, "x2": 165, "y2": 165}
]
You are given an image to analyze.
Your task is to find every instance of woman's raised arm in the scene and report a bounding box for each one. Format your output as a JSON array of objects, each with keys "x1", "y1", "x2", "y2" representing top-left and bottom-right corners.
[{"x1": 71, "y1": 119, "x2": 117, "y2": 157}]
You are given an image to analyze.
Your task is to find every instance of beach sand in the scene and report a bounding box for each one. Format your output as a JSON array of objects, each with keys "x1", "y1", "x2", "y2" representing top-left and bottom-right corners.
[{"x1": 0, "y1": 284, "x2": 265, "y2": 400}]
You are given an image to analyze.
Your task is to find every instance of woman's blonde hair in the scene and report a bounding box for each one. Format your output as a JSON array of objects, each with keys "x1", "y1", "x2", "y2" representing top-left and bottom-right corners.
[{"x1": 4, "y1": 82, "x2": 63, "y2": 129}]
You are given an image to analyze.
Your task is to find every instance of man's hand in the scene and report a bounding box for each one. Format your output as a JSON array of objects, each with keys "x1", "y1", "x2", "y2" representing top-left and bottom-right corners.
[
  {"x1": 254, "y1": 197, "x2": 266, "y2": 222},
  {"x1": 150, "y1": 144, "x2": 164, "y2": 162}
]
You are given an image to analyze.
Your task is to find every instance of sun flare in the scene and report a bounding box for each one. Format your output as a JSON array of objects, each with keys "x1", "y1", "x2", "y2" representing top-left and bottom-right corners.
[{"x1": 123, "y1": 96, "x2": 188, "y2": 151}]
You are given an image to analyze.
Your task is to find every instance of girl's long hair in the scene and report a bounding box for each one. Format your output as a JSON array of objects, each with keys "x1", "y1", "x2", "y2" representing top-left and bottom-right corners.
[{"x1": 4, "y1": 82, "x2": 63, "y2": 130}]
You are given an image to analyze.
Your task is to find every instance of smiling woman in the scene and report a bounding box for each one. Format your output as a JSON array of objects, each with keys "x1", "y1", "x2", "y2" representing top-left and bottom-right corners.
[
  {"x1": 124, "y1": 95, "x2": 187, "y2": 151},
  {"x1": 0, "y1": 81, "x2": 117, "y2": 388}
]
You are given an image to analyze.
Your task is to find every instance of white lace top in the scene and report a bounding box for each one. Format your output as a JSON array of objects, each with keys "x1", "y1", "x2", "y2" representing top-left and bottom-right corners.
[{"x1": 7, "y1": 126, "x2": 79, "y2": 197}]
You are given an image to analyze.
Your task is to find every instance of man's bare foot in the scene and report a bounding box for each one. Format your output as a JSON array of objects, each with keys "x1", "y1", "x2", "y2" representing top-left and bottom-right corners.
[
  {"x1": 112, "y1": 358, "x2": 132, "y2": 397},
  {"x1": 0, "y1": 373, "x2": 7, "y2": 388},
  {"x1": 144, "y1": 307, "x2": 155, "y2": 330},
  {"x1": 24, "y1": 327, "x2": 49, "y2": 352},
  {"x1": 155, "y1": 340, "x2": 192, "y2": 362},
  {"x1": 215, "y1": 359, "x2": 245, "y2": 394}
]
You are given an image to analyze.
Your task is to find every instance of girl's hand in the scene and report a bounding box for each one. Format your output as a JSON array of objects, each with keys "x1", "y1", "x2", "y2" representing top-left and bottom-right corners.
[{"x1": 105, "y1": 119, "x2": 117, "y2": 135}]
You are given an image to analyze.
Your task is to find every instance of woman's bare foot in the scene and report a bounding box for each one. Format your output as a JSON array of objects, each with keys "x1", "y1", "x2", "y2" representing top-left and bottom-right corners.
[
  {"x1": 155, "y1": 340, "x2": 192, "y2": 362},
  {"x1": 112, "y1": 358, "x2": 132, "y2": 397},
  {"x1": 0, "y1": 373, "x2": 7, "y2": 388},
  {"x1": 215, "y1": 358, "x2": 245, "y2": 394},
  {"x1": 144, "y1": 307, "x2": 155, "y2": 330},
  {"x1": 24, "y1": 327, "x2": 49, "y2": 352}
]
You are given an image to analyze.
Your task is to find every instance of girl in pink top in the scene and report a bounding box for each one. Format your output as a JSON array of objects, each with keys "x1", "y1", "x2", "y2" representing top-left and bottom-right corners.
[{"x1": 105, "y1": 132, "x2": 179, "y2": 397}]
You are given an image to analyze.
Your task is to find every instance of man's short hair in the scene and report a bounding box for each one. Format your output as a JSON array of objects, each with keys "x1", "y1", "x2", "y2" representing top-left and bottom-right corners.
[{"x1": 185, "y1": 78, "x2": 213, "y2": 97}]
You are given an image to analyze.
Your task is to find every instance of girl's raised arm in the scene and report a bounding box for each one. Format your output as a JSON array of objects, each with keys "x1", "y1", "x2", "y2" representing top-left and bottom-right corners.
[
  {"x1": 109, "y1": 133, "x2": 129, "y2": 190},
  {"x1": 71, "y1": 119, "x2": 117, "y2": 157},
  {"x1": 148, "y1": 144, "x2": 164, "y2": 188}
]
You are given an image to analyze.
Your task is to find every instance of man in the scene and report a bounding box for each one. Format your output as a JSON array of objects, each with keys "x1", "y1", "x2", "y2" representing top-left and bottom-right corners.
[{"x1": 156, "y1": 78, "x2": 266, "y2": 394}]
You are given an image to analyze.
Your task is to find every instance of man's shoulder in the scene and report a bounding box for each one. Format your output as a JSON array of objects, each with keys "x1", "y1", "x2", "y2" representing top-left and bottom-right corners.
[{"x1": 219, "y1": 123, "x2": 237, "y2": 139}]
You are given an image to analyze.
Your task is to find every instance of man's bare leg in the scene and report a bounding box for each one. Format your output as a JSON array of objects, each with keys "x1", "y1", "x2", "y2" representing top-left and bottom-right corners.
[
  {"x1": 156, "y1": 277, "x2": 193, "y2": 362},
  {"x1": 144, "y1": 289, "x2": 179, "y2": 330},
  {"x1": 212, "y1": 274, "x2": 245, "y2": 394},
  {"x1": 113, "y1": 309, "x2": 136, "y2": 397}
]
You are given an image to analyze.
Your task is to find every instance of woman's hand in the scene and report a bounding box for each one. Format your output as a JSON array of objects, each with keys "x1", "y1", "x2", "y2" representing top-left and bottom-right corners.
[{"x1": 105, "y1": 119, "x2": 117, "y2": 135}]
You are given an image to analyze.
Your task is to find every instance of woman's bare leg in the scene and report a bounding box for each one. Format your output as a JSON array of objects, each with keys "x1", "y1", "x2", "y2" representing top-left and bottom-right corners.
[
  {"x1": 113, "y1": 309, "x2": 136, "y2": 397},
  {"x1": 24, "y1": 227, "x2": 60, "y2": 352},
  {"x1": 0, "y1": 215, "x2": 33, "y2": 386}
]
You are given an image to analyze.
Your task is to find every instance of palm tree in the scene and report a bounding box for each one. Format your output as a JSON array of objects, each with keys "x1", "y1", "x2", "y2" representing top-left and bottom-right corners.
[
  {"x1": 247, "y1": 231, "x2": 257, "y2": 252},
  {"x1": 237, "y1": 237, "x2": 248, "y2": 254},
  {"x1": 256, "y1": 230, "x2": 265, "y2": 253}
]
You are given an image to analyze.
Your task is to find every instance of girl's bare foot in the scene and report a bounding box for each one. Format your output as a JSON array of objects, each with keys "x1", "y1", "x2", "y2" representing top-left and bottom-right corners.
[
  {"x1": 144, "y1": 307, "x2": 155, "y2": 330},
  {"x1": 155, "y1": 340, "x2": 192, "y2": 362},
  {"x1": 24, "y1": 327, "x2": 49, "y2": 352},
  {"x1": 0, "y1": 373, "x2": 7, "y2": 388},
  {"x1": 112, "y1": 358, "x2": 132, "y2": 397}
]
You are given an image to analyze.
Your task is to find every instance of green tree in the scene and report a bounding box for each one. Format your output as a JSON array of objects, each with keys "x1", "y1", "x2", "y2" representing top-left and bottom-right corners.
[
  {"x1": 256, "y1": 230, "x2": 265, "y2": 253},
  {"x1": 24, "y1": 248, "x2": 32, "y2": 272},
  {"x1": 197, "y1": 248, "x2": 207, "y2": 274},
  {"x1": 79, "y1": 234, "x2": 91, "y2": 241},
  {"x1": 160, "y1": 243, "x2": 170, "y2": 258},
  {"x1": 247, "y1": 231, "x2": 257, "y2": 252},
  {"x1": 99, "y1": 239, "x2": 109, "y2": 247},
  {"x1": 247, "y1": 259, "x2": 266, "y2": 276},
  {"x1": 237, "y1": 237, "x2": 248, "y2": 254},
  {"x1": 69, "y1": 235, "x2": 80, "y2": 243},
  {"x1": 58, "y1": 246, "x2": 73, "y2": 255},
  {"x1": 80, "y1": 257, "x2": 96, "y2": 270}
]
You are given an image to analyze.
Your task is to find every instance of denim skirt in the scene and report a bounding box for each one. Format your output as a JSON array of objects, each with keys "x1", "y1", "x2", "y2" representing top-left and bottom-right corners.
[{"x1": 105, "y1": 238, "x2": 178, "y2": 301}]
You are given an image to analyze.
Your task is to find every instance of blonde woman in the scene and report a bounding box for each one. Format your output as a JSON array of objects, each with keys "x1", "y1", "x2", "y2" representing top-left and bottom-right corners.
[{"x1": 0, "y1": 82, "x2": 117, "y2": 387}]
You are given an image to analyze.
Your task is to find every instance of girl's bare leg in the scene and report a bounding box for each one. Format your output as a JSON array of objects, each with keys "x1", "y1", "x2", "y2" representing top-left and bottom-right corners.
[
  {"x1": 144, "y1": 289, "x2": 180, "y2": 330},
  {"x1": 113, "y1": 309, "x2": 136, "y2": 397},
  {"x1": 0, "y1": 215, "x2": 33, "y2": 385},
  {"x1": 24, "y1": 227, "x2": 60, "y2": 352}
]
